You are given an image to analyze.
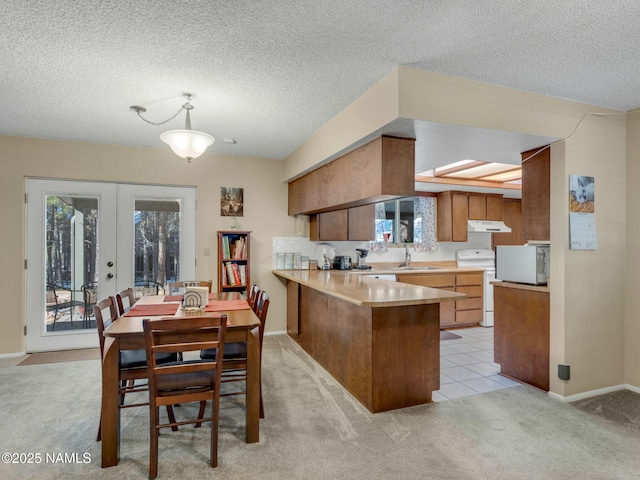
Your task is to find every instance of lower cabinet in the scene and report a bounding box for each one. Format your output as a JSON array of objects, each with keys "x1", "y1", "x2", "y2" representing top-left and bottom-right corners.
[{"x1": 397, "y1": 271, "x2": 483, "y2": 328}]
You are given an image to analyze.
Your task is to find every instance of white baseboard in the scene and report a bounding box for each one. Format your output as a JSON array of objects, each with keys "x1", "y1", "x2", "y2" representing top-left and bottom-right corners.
[
  {"x1": 548, "y1": 384, "x2": 629, "y2": 403},
  {"x1": 624, "y1": 384, "x2": 640, "y2": 394},
  {"x1": 264, "y1": 330, "x2": 287, "y2": 337},
  {"x1": 0, "y1": 351, "x2": 26, "y2": 359}
]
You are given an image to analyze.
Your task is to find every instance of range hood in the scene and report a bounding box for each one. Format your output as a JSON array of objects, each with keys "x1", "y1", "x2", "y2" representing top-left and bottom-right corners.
[{"x1": 467, "y1": 220, "x2": 512, "y2": 233}]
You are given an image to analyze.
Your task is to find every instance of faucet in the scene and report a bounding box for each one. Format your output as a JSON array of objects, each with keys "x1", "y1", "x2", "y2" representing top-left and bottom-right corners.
[{"x1": 399, "y1": 241, "x2": 411, "y2": 267}]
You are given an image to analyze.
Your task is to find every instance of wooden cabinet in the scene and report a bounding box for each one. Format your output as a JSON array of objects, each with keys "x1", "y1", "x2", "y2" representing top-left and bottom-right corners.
[
  {"x1": 438, "y1": 191, "x2": 504, "y2": 242},
  {"x1": 309, "y1": 204, "x2": 375, "y2": 241},
  {"x1": 454, "y1": 272, "x2": 484, "y2": 326},
  {"x1": 310, "y1": 210, "x2": 347, "y2": 240},
  {"x1": 467, "y1": 193, "x2": 504, "y2": 220},
  {"x1": 396, "y1": 271, "x2": 483, "y2": 328},
  {"x1": 437, "y1": 191, "x2": 469, "y2": 242},
  {"x1": 492, "y1": 198, "x2": 523, "y2": 248},
  {"x1": 521, "y1": 146, "x2": 550, "y2": 242},
  {"x1": 217, "y1": 231, "x2": 251, "y2": 298},
  {"x1": 348, "y1": 204, "x2": 376, "y2": 240},
  {"x1": 486, "y1": 195, "x2": 504, "y2": 220},
  {"x1": 494, "y1": 283, "x2": 549, "y2": 391},
  {"x1": 288, "y1": 135, "x2": 415, "y2": 215}
]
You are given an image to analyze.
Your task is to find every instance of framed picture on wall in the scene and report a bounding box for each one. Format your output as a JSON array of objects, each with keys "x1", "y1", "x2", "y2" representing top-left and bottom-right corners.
[{"x1": 221, "y1": 187, "x2": 244, "y2": 217}]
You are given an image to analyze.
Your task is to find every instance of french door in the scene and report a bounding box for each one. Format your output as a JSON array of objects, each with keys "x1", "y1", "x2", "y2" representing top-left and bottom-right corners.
[{"x1": 25, "y1": 179, "x2": 196, "y2": 352}]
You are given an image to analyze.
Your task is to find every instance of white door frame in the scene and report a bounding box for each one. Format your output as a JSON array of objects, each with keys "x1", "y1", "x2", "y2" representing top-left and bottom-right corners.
[
  {"x1": 26, "y1": 179, "x2": 117, "y2": 352},
  {"x1": 25, "y1": 179, "x2": 197, "y2": 352}
]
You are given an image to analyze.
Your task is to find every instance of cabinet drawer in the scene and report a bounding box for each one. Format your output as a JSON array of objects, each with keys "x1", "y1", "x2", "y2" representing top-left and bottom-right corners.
[
  {"x1": 397, "y1": 274, "x2": 455, "y2": 288},
  {"x1": 456, "y1": 273, "x2": 483, "y2": 286},
  {"x1": 456, "y1": 285, "x2": 483, "y2": 298},
  {"x1": 456, "y1": 297, "x2": 483, "y2": 311},
  {"x1": 456, "y1": 309, "x2": 483, "y2": 324}
]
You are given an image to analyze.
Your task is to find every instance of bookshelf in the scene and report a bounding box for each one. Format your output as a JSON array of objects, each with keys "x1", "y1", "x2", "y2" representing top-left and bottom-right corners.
[{"x1": 217, "y1": 230, "x2": 251, "y2": 298}]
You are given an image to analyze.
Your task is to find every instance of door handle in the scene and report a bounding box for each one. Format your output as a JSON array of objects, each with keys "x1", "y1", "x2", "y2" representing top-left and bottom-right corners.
[{"x1": 106, "y1": 273, "x2": 114, "y2": 280}]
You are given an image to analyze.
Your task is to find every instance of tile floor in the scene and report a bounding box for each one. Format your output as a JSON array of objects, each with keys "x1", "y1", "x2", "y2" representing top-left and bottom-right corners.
[{"x1": 433, "y1": 326, "x2": 521, "y2": 402}]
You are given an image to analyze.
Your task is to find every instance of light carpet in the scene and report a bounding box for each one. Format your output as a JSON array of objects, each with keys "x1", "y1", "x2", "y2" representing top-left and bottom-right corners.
[{"x1": 1, "y1": 334, "x2": 640, "y2": 479}]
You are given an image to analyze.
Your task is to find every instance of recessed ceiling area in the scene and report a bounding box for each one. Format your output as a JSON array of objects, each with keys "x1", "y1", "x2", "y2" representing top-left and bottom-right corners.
[{"x1": 377, "y1": 118, "x2": 560, "y2": 199}]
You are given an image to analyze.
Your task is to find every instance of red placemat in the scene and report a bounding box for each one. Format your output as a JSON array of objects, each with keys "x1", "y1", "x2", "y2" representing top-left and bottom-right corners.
[
  {"x1": 164, "y1": 293, "x2": 217, "y2": 302},
  {"x1": 205, "y1": 300, "x2": 251, "y2": 312},
  {"x1": 123, "y1": 303, "x2": 180, "y2": 317}
]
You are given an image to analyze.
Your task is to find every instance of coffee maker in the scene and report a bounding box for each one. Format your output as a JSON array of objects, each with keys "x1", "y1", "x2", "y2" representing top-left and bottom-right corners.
[{"x1": 354, "y1": 248, "x2": 372, "y2": 270}]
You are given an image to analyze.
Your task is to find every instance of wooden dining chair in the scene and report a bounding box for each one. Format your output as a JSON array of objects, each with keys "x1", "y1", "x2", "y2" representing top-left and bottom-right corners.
[
  {"x1": 247, "y1": 284, "x2": 260, "y2": 310},
  {"x1": 143, "y1": 314, "x2": 227, "y2": 479},
  {"x1": 115, "y1": 287, "x2": 136, "y2": 316},
  {"x1": 94, "y1": 296, "x2": 177, "y2": 442},
  {"x1": 199, "y1": 290, "x2": 270, "y2": 418},
  {"x1": 167, "y1": 280, "x2": 213, "y2": 295}
]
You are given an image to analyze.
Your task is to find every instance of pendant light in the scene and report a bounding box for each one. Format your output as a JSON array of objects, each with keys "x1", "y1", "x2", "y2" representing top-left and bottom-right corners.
[{"x1": 131, "y1": 94, "x2": 215, "y2": 162}]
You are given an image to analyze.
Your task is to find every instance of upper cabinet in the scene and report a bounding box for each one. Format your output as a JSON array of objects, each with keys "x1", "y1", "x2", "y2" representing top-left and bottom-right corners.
[
  {"x1": 437, "y1": 191, "x2": 469, "y2": 242},
  {"x1": 521, "y1": 146, "x2": 550, "y2": 242},
  {"x1": 288, "y1": 135, "x2": 415, "y2": 215},
  {"x1": 468, "y1": 193, "x2": 503, "y2": 220},
  {"x1": 309, "y1": 204, "x2": 375, "y2": 241},
  {"x1": 437, "y1": 191, "x2": 505, "y2": 242},
  {"x1": 492, "y1": 198, "x2": 523, "y2": 248}
]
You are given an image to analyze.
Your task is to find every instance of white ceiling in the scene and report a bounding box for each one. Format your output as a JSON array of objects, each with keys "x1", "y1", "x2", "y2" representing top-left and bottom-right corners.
[{"x1": 1, "y1": 1, "x2": 637, "y2": 181}]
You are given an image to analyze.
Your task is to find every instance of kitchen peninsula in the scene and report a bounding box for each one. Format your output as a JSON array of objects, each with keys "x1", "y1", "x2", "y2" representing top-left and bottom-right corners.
[{"x1": 273, "y1": 269, "x2": 464, "y2": 412}]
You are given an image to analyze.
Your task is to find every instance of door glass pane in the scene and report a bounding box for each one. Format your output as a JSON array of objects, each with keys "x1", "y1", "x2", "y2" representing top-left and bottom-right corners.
[
  {"x1": 133, "y1": 200, "x2": 181, "y2": 298},
  {"x1": 44, "y1": 195, "x2": 98, "y2": 331}
]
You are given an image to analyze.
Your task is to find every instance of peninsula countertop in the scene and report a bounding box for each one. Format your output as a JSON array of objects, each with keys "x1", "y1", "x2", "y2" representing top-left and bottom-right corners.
[{"x1": 272, "y1": 268, "x2": 465, "y2": 307}]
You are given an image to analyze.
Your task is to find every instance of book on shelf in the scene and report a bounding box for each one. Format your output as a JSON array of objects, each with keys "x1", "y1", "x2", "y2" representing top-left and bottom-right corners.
[
  {"x1": 239, "y1": 264, "x2": 246, "y2": 285},
  {"x1": 225, "y1": 262, "x2": 236, "y2": 286},
  {"x1": 230, "y1": 236, "x2": 246, "y2": 259},
  {"x1": 231, "y1": 262, "x2": 242, "y2": 285}
]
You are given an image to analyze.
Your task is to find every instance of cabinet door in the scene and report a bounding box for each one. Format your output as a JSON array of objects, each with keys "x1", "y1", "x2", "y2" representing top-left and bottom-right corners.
[
  {"x1": 451, "y1": 192, "x2": 469, "y2": 242},
  {"x1": 522, "y1": 147, "x2": 550, "y2": 241},
  {"x1": 486, "y1": 195, "x2": 503, "y2": 220},
  {"x1": 468, "y1": 194, "x2": 487, "y2": 220},
  {"x1": 492, "y1": 199, "x2": 523, "y2": 247},
  {"x1": 309, "y1": 210, "x2": 348, "y2": 241},
  {"x1": 348, "y1": 204, "x2": 375, "y2": 240},
  {"x1": 437, "y1": 191, "x2": 469, "y2": 242}
]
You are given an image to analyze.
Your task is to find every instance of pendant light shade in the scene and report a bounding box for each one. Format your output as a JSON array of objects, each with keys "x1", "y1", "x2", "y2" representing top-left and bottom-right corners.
[
  {"x1": 131, "y1": 94, "x2": 215, "y2": 162},
  {"x1": 160, "y1": 129, "x2": 215, "y2": 162}
]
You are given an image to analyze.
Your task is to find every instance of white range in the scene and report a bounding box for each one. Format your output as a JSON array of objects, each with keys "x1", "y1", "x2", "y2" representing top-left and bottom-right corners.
[{"x1": 456, "y1": 249, "x2": 496, "y2": 328}]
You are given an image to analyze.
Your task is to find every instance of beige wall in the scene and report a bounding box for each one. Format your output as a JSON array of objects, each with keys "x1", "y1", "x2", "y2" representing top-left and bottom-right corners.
[
  {"x1": 0, "y1": 136, "x2": 293, "y2": 355},
  {"x1": 625, "y1": 109, "x2": 640, "y2": 386},
  {"x1": 284, "y1": 66, "x2": 632, "y2": 399}
]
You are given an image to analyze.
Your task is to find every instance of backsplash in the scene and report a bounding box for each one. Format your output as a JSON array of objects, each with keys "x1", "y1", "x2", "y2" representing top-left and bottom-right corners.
[{"x1": 272, "y1": 234, "x2": 492, "y2": 268}]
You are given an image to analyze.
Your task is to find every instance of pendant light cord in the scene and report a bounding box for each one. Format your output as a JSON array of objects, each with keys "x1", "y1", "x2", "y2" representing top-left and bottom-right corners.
[{"x1": 131, "y1": 95, "x2": 194, "y2": 126}]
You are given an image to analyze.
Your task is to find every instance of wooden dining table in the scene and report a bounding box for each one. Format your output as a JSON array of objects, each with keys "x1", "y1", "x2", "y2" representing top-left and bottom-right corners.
[{"x1": 100, "y1": 292, "x2": 261, "y2": 468}]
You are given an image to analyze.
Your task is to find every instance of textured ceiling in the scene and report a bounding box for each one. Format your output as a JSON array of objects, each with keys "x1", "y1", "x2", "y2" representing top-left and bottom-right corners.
[{"x1": 1, "y1": 1, "x2": 638, "y2": 165}]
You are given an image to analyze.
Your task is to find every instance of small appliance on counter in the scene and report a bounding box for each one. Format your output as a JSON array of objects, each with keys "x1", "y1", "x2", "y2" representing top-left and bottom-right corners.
[
  {"x1": 495, "y1": 244, "x2": 550, "y2": 285},
  {"x1": 315, "y1": 243, "x2": 335, "y2": 269},
  {"x1": 354, "y1": 248, "x2": 372, "y2": 270},
  {"x1": 333, "y1": 255, "x2": 352, "y2": 270}
]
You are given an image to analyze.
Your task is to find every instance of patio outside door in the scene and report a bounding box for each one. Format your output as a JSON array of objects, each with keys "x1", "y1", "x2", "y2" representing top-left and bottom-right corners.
[{"x1": 25, "y1": 179, "x2": 196, "y2": 352}]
